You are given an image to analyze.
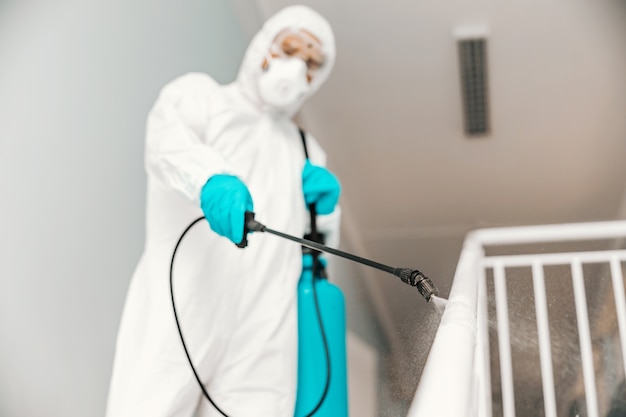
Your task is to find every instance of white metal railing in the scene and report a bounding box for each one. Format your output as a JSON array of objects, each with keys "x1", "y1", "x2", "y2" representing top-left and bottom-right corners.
[{"x1": 409, "y1": 220, "x2": 626, "y2": 417}]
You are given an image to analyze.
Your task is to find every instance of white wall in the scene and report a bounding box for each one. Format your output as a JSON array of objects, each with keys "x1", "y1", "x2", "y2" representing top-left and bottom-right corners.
[
  {"x1": 346, "y1": 331, "x2": 378, "y2": 417},
  {"x1": 0, "y1": 1, "x2": 387, "y2": 416},
  {"x1": 0, "y1": 1, "x2": 248, "y2": 416}
]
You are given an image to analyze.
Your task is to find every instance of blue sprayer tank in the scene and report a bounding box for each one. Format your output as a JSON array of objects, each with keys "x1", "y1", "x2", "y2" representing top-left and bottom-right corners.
[{"x1": 294, "y1": 253, "x2": 348, "y2": 417}]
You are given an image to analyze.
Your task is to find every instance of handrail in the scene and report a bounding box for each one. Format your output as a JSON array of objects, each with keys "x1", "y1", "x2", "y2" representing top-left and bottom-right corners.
[{"x1": 409, "y1": 220, "x2": 626, "y2": 417}]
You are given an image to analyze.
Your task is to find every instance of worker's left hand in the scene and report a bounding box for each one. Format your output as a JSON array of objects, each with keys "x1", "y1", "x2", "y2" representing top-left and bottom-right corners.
[{"x1": 302, "y1": 160, "x2": 341, "y2": 215}]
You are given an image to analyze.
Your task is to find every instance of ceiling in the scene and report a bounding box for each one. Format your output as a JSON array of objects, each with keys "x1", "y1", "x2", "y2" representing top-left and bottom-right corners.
[{"x1": 234, "y1": 0, "x2": 626, "y2": 405}]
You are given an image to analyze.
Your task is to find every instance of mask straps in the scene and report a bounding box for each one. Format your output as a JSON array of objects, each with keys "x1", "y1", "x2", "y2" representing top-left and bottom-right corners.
[{"x1": 264, "y1": 42, "x2": 284, "y2": 70}]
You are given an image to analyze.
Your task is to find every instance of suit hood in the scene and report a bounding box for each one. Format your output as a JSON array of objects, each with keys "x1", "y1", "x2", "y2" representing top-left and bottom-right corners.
[{"x1": 235, "y1": 5, "x2": 335, "y2": 117}]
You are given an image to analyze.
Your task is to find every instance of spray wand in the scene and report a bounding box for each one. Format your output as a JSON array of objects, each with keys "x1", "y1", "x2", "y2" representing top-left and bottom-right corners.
[{"x1": 238, "y1": 211, "x2": 439, "y2": 302}]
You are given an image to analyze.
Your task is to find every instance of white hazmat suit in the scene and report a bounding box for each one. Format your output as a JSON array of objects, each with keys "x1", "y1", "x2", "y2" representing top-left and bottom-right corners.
[{"x1": 106, "y1": 6, "x2": 340, "y2": 417}]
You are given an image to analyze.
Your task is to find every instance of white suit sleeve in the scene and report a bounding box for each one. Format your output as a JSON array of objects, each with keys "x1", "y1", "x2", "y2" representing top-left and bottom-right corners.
[
  {"x1": 145, "y1": 73, "x2": 233, "y2": 204},
  {"x1": 304, "y1": 133, "x2": 342, "y2": 249}
]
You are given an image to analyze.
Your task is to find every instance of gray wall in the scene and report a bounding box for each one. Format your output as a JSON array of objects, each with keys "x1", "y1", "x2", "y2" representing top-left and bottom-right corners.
[{"x1": 0, "y1": 1, "x2": 247, "y2": 416}]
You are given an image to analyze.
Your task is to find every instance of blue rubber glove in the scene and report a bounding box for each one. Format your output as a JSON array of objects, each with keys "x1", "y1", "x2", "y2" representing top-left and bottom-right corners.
[
  {"x1": 302, "y1": 160, "x2": 341, "y2": 215},
  {"x1": 200, "y1": 174, "x2": 253, "y2": 245}
]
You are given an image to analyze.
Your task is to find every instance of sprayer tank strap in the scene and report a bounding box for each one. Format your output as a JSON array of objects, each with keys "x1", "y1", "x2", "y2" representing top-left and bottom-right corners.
[
  {"x1": 299, "y1": 128, "x2": 310, "y2": 160},
  {"x1": 298, "y1": 128, "x2": 323, "y2": 257}
]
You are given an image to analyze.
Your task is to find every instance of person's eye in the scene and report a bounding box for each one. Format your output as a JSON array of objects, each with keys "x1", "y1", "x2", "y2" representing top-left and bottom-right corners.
[{"x1": 307, "y1": 58, "x2": 323, "y2": 70}]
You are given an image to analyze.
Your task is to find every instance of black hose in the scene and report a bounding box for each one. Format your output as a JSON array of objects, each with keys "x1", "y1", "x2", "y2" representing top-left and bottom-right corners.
[
  {"x1": 305, "y1": 253, "x2": 332, "y2": 416},
  {"x1": 170, "y1": 216, "x2": 228, "y2": 417},
  {"x1": 169, "y1": 216, "x2": 331, "y2": 417}
]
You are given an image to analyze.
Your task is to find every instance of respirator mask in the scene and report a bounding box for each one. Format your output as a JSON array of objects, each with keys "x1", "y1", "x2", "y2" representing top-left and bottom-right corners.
[{"x1": 258, "y1": 56, "x2": 310, "y2": 110}]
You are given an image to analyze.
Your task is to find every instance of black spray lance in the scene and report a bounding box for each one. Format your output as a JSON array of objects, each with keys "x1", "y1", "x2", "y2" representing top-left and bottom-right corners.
[{"x1": 238, "y1": 211, "x2": 439, "y2": 302}]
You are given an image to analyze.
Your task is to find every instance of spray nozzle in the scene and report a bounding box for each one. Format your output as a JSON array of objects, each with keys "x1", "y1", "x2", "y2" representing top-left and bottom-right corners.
[{"x1": 393, "y1": 268, "x2": 439, "y2": 302}]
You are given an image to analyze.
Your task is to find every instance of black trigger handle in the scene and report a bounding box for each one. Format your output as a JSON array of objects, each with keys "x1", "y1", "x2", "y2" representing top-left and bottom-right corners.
[{"x1": 236, "y1": 211, "x2": 256, "y2": 248}]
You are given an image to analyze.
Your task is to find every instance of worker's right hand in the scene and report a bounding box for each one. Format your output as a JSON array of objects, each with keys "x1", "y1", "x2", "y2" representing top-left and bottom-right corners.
[{"x1": 200, "y1": 174, "x2": 254, "y2": 245}]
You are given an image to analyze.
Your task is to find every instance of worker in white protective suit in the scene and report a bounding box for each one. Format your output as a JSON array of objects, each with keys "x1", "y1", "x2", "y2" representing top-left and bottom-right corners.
[{"x1": 106, "y1": 5, "x2": 341, "y2": 417}]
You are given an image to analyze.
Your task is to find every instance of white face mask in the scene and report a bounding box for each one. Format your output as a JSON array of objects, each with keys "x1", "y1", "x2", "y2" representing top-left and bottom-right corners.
[{"x1": 258, "y1": 57, "x2": 310, "y2": 110}]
